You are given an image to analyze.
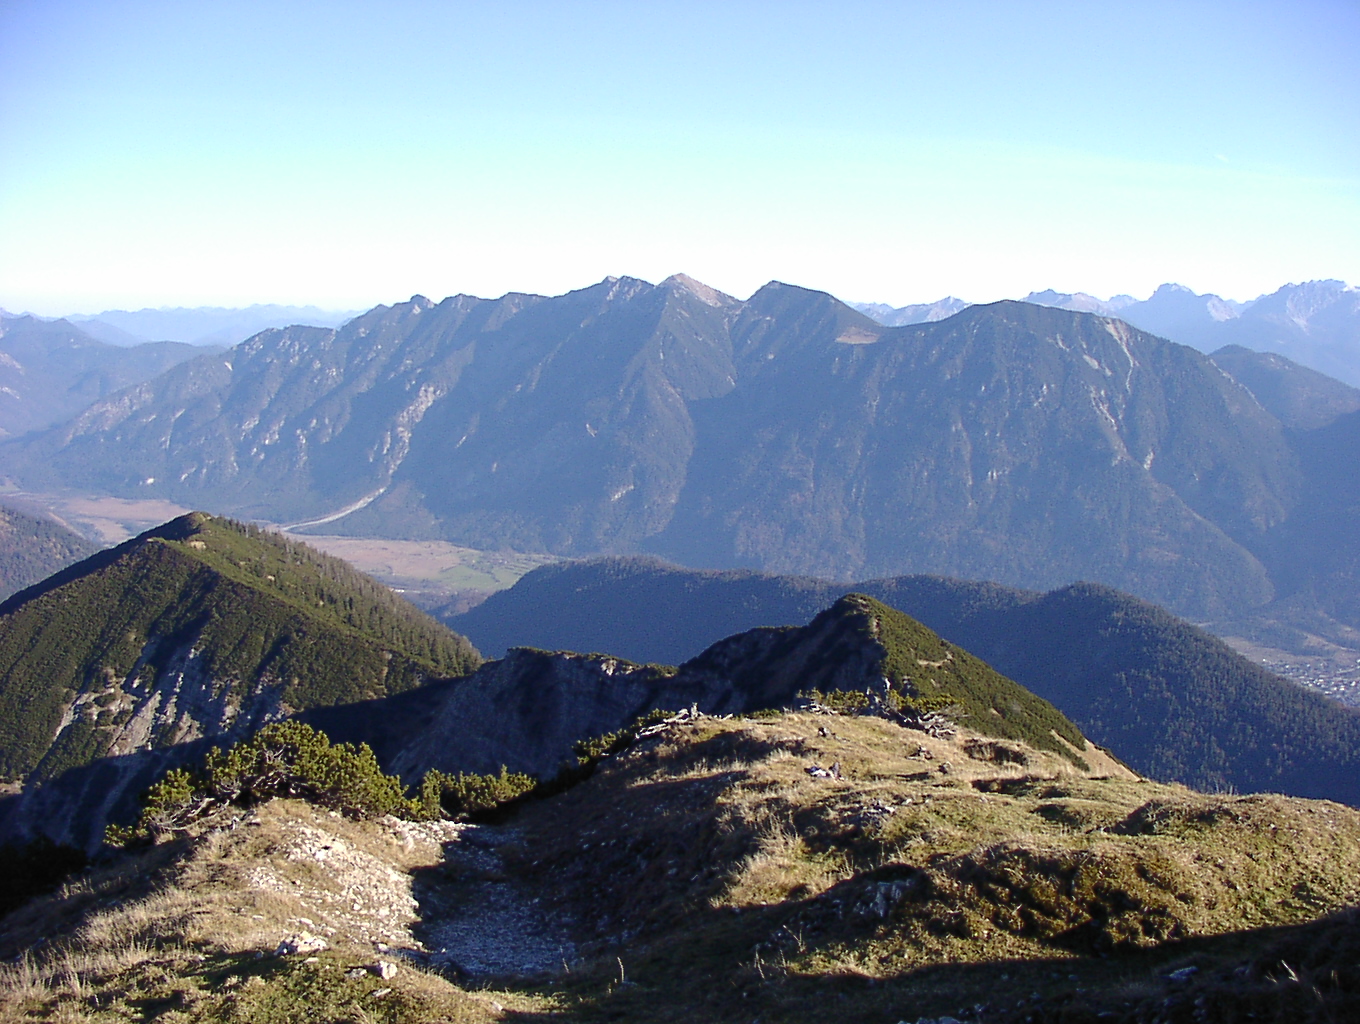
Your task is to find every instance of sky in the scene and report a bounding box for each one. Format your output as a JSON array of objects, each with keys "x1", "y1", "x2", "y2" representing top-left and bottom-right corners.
[{"x1": 1, "y1": 0, "x2": 1357, "y2": 314}]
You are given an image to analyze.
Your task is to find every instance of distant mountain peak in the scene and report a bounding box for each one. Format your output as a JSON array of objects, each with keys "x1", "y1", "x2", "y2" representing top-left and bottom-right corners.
[
  {"x1": 852, "y1": 296, "x2": 970, "y2": 326},
  {"x1": 1022, "y1": 290, "x2": 1123, "y2": 316},
  {"x1": 661, "y1": 273, "x2": 735, "y2": 307}
]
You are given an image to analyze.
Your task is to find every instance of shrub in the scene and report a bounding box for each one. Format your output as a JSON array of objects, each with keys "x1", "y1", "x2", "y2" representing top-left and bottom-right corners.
[
  {"x1": 106, "y1": 721, "x2": 425, "y2": 846},
  {"x1": 801, "y1": 687, "x2": 955, "y2": 717},
  {"x1": 572, "y1": 708, "x2": 676, "y2": 766},
  {"x1": 418, "y1": 765, "x2": 537, "y2": 820}
]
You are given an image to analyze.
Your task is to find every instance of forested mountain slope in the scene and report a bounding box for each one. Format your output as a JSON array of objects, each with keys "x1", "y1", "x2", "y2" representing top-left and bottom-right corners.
[
  {"x1": 4, "y1": 277, "x2": 1353, "y2": 627},
  {"x1": 0, "y1": 513, "x2": 479, "y2": 848},
  {"x1": 0, "y1": 504, "x2": 101, "y2": 600},
  {"x1": 451, "y1": 557, "x2": 1360, "y2": 804}
]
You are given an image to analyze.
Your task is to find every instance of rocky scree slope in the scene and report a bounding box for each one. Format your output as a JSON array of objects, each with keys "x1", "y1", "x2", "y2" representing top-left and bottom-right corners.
[
  {"x1": 451, "y1": 557, "x2": 1360, "y2": 805},
  {"x1": 0, "y1": 797, "x2": 537, "y2": 1023},
  {"x1": 391, "y1": 593, "x2": 1090, "y2": 783},
  {"x1": 7, "y1": 711, "x2": 1360, "y2": 1023},
  {"x1": 0, "y1": 512, "x2": 480, "y2": 849},
  {"x1": 5, "y1": 277, "x2": 1351, "y2": 627}
]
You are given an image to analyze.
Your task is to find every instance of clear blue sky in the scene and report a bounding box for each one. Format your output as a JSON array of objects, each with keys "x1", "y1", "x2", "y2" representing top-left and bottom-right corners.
[{"x1": 2, "y1": 0, "x2": 1356, "y2": 313}]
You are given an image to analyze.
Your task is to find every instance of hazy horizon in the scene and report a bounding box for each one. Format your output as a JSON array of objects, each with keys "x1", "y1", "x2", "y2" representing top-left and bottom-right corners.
[{"x1": 7, "y1": 274, "x2": 1335, "y2": 323}]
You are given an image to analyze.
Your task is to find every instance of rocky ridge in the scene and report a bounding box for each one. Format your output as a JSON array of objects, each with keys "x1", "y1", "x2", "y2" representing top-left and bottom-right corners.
[{"x1": 391, "y1": 594, "x2": 1088, "y2": 783}]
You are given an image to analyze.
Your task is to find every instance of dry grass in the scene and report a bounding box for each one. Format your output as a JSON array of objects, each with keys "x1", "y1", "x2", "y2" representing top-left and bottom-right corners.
[
  {"x1": 0, "y1": 801, "x2": 541, "y2": 1022},
  {"x1": 507, "y1": 711, "x2": 1360, "y2": 1022},
  {"x1": 3, "y1": 711, "x2": 1359, "y2": 1022},
  {"x1": 285, "y1": 534, "x2": 556, "y2": 596}
]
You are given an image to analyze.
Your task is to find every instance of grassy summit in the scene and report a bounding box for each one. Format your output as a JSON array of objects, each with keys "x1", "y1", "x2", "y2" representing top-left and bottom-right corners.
[
  {"x1": 680, "y1": 593, "x2": 1090, "y2": 766},
  {"x1": 0, "y1": 512, "x2": 480, "y2": 785},
  {"x1": 3, "y1": 709, "x2": 1357, "y2": 1022},
  {"x1": 823, "y1": 593, "x2": 1089, "y2": 761}
]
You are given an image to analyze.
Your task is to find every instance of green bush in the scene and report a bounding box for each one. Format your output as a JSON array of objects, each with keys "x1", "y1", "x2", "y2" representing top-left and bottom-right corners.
[
  {"x1": 572, "y1": 708, "x2": 676, "y2": 766},
  {"x1": 418, "y1": 765, "x2": 537, "y2": 820},
  {"x1": 106, "y1": 721, "x2": 426, "y2": 846},
  {"x1": 802, "y1": 687, "x2": 955, "y2": 717}
]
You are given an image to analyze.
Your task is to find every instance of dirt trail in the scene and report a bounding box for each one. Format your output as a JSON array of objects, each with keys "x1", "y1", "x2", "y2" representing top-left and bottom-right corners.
[{"x1": 413, "y1": 824, "x2": 576, "y2": 978}]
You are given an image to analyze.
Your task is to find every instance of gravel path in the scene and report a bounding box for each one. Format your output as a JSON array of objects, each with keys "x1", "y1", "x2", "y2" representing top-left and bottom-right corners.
[{"x1": 413, "y1": 824, "x2": 576, "y2": 978}]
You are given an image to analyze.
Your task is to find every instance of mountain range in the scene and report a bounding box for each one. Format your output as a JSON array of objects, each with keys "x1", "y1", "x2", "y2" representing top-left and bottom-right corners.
[
  {"x1": 0, "y1": 510, "x2": 1358, "y2": 1020},
  {"x1": 7, "y1": 509, "x2": 1359, "y2": 854},
  {"x1": 859, "y1": 279, "x2": 1360, "y2": 387},
  {"x1": 64, "y1": 303, "x2": 361, "y2": 347},
  {"x1": 0, "y1": 313, "x2": 213, "y2": 438},
  {"x1": 0, "y1": 513, "x2": 1101, "y2": 851},
  {"x1": 5, "y1": 275, "x2": 1356, "y2": 642},
  {"x1": 1, "y1": 269, "x2": 1359, "y2": 1021}
]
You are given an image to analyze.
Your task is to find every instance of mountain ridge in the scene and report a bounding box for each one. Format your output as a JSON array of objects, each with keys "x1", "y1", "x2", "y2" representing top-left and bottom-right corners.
[
  {"x1": 0, "y1": 512, "x2": 480, "y2": 848},
  {"x1": 0, "y1": 313, "x2": 214, "y2": 439},
  {"x1": 2, "y1": 276, "x2": 1354, "y2": 632},
  {"x1": 390, "y1": 591, "x2": 1091, "y2": 784},
  {"x1": 858, "y1": 279, "x2": 1360, "y2": 385},
  {"x1": 448, "y1": 556, "x2": 1360, "y2": 804},
  {"x1": 67, "y1": 303, "x2": 362, "y2": 347}
]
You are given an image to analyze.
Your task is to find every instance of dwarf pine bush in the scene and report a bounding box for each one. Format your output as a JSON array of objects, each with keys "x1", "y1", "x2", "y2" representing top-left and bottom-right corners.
[
  {"x1": 106, "y1": 721, "x2": 425, "y2": 846},
  {"x1": 419, "y1": 765, "x2": 537, "y2": 820}
]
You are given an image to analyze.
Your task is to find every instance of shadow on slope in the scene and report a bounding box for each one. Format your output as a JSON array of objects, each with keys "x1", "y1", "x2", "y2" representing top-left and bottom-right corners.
[
  {"x1": 449, "y1": 558, "x2": 1360, "y2": 804},
  {"x1": 479, "y1": 712, "x2": 1360, "y2": 1024}
]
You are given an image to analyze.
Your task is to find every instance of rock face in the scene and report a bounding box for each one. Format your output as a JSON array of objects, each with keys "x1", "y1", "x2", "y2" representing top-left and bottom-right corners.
[
  {"x1": 392, "y1": 594, "x2": 1087, "y2": 782},
  {"x1": 3, "y1": 278, "x2": 1346, "y2": 625},
  {"x1": 1212, "y1": 280, "x2": 1360, "y2": 388},
  {"x1": 391, "y1": 649, "x2": 685, "y2": 780},
  {"x1": 0, "y1": 630, "x2": 291, "y2": 850}
]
